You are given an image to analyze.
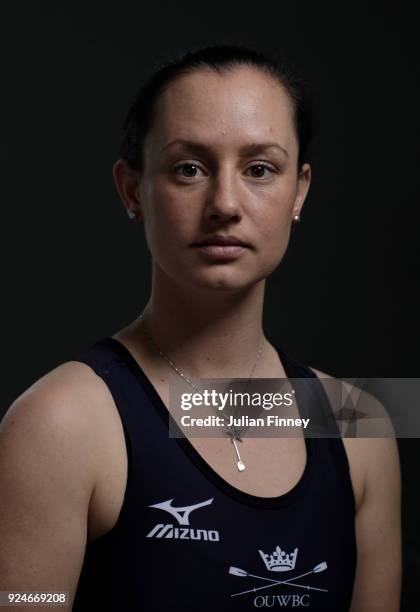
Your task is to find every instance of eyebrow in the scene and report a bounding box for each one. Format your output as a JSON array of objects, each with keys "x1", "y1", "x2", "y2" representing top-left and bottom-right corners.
[{"x1": 159, "y1": 139, "x2": 289, "y2": 158}]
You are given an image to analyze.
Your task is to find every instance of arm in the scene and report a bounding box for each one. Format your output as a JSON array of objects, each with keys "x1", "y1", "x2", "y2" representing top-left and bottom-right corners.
[
  {"x1": 0, "y1": 364, "x2": 99, "y2": 610},
  {"x1": 349, "y1": 436, "x2": 401, "y2": 612}
]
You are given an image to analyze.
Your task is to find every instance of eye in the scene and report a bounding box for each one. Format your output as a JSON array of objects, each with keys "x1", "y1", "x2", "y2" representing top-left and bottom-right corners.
[
  {"x1": 247, "y1": 163, "x2": 277, "y2": 179},
  {"x1": 174, "y1": 163, "x2": 205, "y2": 179}
]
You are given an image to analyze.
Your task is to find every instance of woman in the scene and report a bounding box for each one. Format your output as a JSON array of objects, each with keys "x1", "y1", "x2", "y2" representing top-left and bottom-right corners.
[{"x1": 0, "y1": 45, "x2": 401, "y2": 611}]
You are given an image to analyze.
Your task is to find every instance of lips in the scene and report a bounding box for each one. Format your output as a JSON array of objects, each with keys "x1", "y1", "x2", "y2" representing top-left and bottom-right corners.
[
  {"x1": 194, "y1": 244, "x2": 247, "y2": 260},
  {"x1": 192, "y1": 235, "x2": 251, "y2": 248}
]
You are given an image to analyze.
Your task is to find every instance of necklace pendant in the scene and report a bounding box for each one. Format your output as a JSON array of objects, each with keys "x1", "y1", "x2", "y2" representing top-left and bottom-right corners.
[
  {"x1": 229, "y1": 429, "x2": 246, "y2": 472},
  {"x1": 237, "y1": 460, "x2": 246, "y2": 472}
]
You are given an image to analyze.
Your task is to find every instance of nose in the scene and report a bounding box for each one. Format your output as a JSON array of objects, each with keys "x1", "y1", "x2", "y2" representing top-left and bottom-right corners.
[{"x1": 204, "y1": 168, "x2": 243, "y2": 222}]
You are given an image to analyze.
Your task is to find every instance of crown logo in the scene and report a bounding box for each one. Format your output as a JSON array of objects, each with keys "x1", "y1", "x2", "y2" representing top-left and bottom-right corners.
[{"x1": 258, "y1": 545, "x2": 299, "y2": 572}]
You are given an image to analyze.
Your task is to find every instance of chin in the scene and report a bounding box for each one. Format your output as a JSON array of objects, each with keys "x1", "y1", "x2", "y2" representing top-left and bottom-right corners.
[
  {"x1": 181, "y1": 268, "x2": 268, "y2": 293},
  {"x1": 159, "y1": 255, "x2": 279, "y2": 293}
]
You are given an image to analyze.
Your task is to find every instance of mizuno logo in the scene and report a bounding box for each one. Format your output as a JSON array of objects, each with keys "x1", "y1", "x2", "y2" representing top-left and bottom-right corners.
[
  {"x1": 146, "y1": 497, "x2": 220, "y2": 543},
  {"x1": 146, "y1": 523, "x2": 220, "y2": 541},
  {"x1": 148, "y1": 497, "x2": 214, "y2": 526}
]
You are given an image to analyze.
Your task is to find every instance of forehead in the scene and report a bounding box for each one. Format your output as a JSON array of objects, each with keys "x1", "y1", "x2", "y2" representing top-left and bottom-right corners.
[{"x1": 146, "y1": 66, "x2": 296, "y2": 155}]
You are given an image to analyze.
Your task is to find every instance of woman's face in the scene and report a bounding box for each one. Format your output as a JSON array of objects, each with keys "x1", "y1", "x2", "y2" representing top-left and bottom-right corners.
[{"x1": 118, "y1": 66, "x2": 311, "y2": 292}]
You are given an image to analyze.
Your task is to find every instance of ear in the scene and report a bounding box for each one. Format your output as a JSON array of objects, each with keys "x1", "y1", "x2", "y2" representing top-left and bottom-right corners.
[
  {"x1": 112, "y1": 158, "x2": 143, "y2": 221},
  {"x1": 291, "y1": 163, "x2": 312, "y2": 221}
]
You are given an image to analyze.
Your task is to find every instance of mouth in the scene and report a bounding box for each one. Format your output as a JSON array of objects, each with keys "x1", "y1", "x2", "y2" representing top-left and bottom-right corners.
[
  {"x1": 191, "y1": 236, "x2": 251, "y2": 262},
  {"x1": 191, "y1": 235, "x2": 251, "y2": 248},
  {"x1": 193, "y1": 244, "x2": 248, "y2": 262}
]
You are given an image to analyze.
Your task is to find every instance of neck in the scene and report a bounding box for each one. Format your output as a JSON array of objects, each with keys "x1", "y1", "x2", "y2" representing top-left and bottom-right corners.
[{"x1": 130, "y1": 263, "x2": 268, "y2": 379}]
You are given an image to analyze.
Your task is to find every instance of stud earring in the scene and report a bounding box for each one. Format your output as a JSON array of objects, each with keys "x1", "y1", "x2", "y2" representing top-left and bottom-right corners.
[
  {"x1": 292, "y1": 214, "x2": 301, "y2": 223},
  {"x1": 127, "y1": 210, "x2": 137, "y2": 220}
]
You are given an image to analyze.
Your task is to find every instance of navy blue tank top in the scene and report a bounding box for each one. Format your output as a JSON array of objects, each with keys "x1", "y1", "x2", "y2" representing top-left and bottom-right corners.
[{"x1": 72, "y1": 337, "x2": 357, "y2": 611}]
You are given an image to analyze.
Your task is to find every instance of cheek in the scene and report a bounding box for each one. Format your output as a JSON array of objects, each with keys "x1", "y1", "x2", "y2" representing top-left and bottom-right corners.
[
  {"x1": 258, "y1": 195, "x2": 293, "y2": 242},
  {"x1": 265, "y1": 225, "x2": 292, "y2": 268},
  {"x1": 254, "y1": 196, "x2": 294, "y2": 269},
  {"x1": 142, "y1": 184, "x2": 199, "y2": 261}
]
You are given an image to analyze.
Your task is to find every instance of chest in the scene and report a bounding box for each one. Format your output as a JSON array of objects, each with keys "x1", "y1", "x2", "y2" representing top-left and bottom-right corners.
[
  {"x1": 87, "y1": 376, "x2": 364, "y2": 543},
  {"x1": 186, "y1": 435, "x2": 308, "y2": 497}
]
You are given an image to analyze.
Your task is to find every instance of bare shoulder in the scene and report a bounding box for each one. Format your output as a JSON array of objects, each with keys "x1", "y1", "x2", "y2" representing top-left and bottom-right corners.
[
  {"x1": 311, "y1": 367, "x2": 399, "y2": 501},
  {"x1": 0, "y1": 359, "x2": 121, "y2": 602},
  {"x1": 2, "y1": 359, "x2": 116, "y2": 445},
  {"x1": 1, "y1": 362, "x2": 111, "y2": 520},
  {"x1": 308, "y1": 366, "x2": 400, "y2": 514},
  {"x1": 1, "y1": 358, "x2": 124, "y2": 502},
  {"x1": 309, "y1": 365, "x2": 397, "y2": 438}
]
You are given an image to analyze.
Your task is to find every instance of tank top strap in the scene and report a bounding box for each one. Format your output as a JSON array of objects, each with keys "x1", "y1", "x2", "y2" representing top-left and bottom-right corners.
[
  {"x1": 75, "y1": 336, "x2": 175, "y2": 480},
  {"x1": 274, "y1": 343, "x2": 355, "y2": 510},
  {"x1": 274, "y1": 343, "x2": 342, "y2": 437}
]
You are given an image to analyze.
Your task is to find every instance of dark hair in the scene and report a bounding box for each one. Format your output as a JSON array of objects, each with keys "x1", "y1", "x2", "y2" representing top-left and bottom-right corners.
[{"x1": 119, "y1": 44, "x2": 319, "y2": 172}]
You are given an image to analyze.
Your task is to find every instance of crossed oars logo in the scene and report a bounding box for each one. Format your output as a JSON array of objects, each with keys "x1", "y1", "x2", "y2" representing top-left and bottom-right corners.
[{"x1": 229, "y1": 562, "x2": 328, "y2": 596}]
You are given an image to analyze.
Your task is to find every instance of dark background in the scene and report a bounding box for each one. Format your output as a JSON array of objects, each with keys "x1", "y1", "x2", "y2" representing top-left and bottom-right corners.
[{"x1": 2, "y1": 2, "x2": 419, "y2": 608}]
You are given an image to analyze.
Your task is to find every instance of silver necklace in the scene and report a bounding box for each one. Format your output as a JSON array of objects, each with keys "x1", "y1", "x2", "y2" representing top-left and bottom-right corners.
[{"x1": 138, "y1": 310, "x2": 264, "y2": 472}]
